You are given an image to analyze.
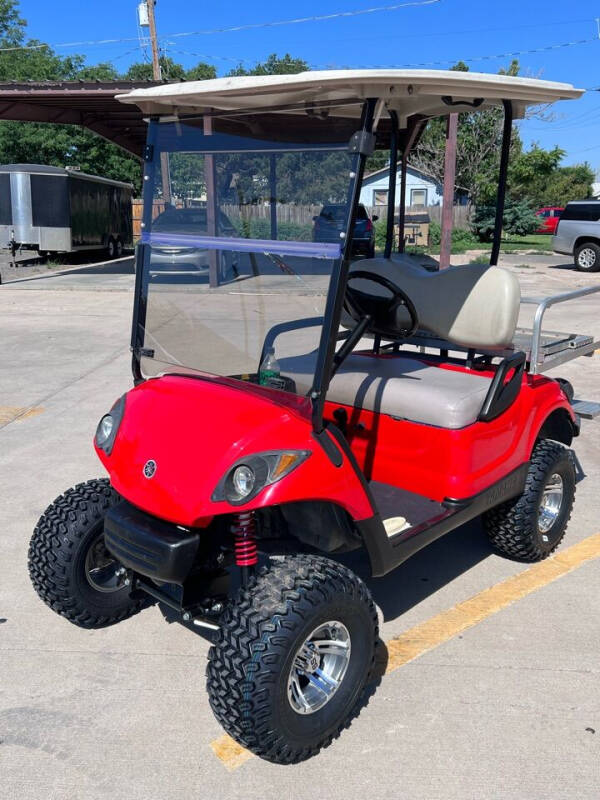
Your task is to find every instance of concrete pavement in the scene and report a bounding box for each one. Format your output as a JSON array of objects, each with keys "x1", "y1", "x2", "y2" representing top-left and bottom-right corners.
[{"x1": 1, "y1": 255, "x2": 599, "y2": 799}]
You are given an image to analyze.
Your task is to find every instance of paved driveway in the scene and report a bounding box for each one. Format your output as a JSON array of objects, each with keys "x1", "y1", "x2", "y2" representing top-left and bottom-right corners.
[{"x1": 1, "y1": 256, "x2": 599, "y2": 799}]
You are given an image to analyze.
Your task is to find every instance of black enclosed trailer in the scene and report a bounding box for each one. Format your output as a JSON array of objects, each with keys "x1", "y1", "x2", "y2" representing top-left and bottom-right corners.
[{"x1": 0, "y1": 163, "x2": 133, "y2": 257}]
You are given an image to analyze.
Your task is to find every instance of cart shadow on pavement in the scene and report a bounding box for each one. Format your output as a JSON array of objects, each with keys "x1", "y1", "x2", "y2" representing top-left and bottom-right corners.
[{"x1": 341, "y1": 518, "x2": 492, "y2": 623}]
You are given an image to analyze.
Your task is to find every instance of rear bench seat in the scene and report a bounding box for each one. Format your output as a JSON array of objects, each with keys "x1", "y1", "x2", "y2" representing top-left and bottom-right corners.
[{"x1": 279, "y1": 257, "x2": 522, "y2": 429}]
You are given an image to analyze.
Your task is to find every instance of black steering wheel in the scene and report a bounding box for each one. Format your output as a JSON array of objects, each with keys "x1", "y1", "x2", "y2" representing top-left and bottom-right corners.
[{"x1": 346, "y1": 270, "x2": 419, "y2": 339}]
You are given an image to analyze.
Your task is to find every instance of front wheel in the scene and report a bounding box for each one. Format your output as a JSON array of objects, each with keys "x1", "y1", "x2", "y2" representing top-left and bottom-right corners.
[
  {"x1": 28, "y1": 479, "x2": 146, "y2": 628},
  {"x1": 574, "y1": 242, "x2": 600, "y2": 272},
  {"x1": 483, "y1": 440, "x2": 575, "y2": 562},
  {"x1": 207, "y1": 554, "x2": 378, "y2": 764}
]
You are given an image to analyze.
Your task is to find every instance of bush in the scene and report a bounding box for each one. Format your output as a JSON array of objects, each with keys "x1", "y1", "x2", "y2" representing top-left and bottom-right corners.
[
  {"x1": 374, "y1": 217, "x2": 388, "y2": 251},
  {"x1": 231, "y1": 217, "x2": 312, "y2": 241},
  {"x1": 471, "y1": 200, "x2": 538, "y2": 243}
]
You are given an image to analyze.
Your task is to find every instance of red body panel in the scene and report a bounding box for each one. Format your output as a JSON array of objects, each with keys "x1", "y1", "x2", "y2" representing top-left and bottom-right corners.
[
  {"x1": 324, "y1": 369, "x2": 574, "y2": 503},
  {"x1": 95, "y1": 375, "x2": 373, "y2": 527},
  {"x1": 96, "y1": 364, "x2": 574, "y2": 525}
]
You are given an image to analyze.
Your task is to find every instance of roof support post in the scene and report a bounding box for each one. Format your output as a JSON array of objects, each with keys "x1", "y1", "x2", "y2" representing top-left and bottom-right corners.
[
  {"x1": 203, "y1": 113, "x2": 220, "y2": 288},
  {"x1": 439, "y1": 112, "x2": 458, "y2": 270},
  {"x1": 311, "y1": 98, "x2": 377, "y2": 434},
  {"x1": 384, "y1": 110, "x2": 399, "y2": 259},
  {"x1": 490, "y1": 100, "x2": 513, "y2": 266}
]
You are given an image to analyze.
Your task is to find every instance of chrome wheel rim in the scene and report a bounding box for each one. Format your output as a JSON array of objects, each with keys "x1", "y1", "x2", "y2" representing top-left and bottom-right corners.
[
  {"x1": 84, "y1": 532, "x2": 125, "y2": 593},
  {"x1": 538, "y1": 473, "x2": 564, "y2": 536},
  {"x1": 287, "y1": 620, "x2": 351, "y2": 715},
  {"x1": 578, "y1": 248, "x2": 596, "y2": 269}
]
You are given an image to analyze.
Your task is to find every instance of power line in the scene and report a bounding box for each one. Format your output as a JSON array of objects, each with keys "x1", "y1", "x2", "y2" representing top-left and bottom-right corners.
[
  {"x1": 0, "y1": 1, "x2": 442, "y2": 53},
  {"x1": 313, "y1": 36, "x2": 597, "y2": 69}
]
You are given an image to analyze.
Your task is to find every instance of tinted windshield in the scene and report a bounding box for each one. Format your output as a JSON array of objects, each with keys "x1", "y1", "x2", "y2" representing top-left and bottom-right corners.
[{"x1": 137, "y1": 116, "x2": 360, "y2": 412}]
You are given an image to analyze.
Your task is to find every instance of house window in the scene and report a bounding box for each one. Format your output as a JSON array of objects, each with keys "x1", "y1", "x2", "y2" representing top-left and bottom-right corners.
[
  {"x1": 373, "y1": 189, "x2": 388, "y2": 206},
  {"x1": 410, "y1": 188, "x2": 427, "y2": 207}
]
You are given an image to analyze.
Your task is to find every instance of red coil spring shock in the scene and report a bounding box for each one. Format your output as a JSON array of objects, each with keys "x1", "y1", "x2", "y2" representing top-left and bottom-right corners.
[{"x1": 232, "y1": 511, "x2": 258, "y2": 569}]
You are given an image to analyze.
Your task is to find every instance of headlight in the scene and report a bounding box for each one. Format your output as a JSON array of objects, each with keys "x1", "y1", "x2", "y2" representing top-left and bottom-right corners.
[
  {"x1": 232, "y1": 465, "x2": 255, "y2": 498},
  {"x1": 212, "y1": 450, "x2": 311, "y2": 505},
  {"x1": 94, "y1": 395, "x2": 126, "y2": 455},
  {"x1": 96, "y1": 415, "x2": 114, "y2": 445}
]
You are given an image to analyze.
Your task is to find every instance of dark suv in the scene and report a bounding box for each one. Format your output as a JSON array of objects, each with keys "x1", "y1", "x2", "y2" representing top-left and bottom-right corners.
[
  {"x1": 313, "y1": 203, "x2": 377, "y2": 257},
  {"x1": 553, "y1": 200, "x2": 600, "y2": 272}
]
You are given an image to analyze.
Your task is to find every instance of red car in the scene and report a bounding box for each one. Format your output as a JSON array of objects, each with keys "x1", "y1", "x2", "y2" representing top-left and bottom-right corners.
[{"x1": 535, "y1": 206, "x2": 564, "y2": 234}]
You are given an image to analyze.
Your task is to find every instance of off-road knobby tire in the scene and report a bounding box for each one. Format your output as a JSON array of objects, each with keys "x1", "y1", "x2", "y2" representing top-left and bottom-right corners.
[
  {"x1": 483, "y1": 440, "x2": 575, "y2": 562},
  {"x1": 28, "y1": 479, "x2": 146, "y2": 628},
  {"x1": 206, "y1": 554, "x2": 378, "y2": 764}
]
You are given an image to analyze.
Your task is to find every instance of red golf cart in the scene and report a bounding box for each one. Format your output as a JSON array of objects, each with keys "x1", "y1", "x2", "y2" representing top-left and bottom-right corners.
[{"x1": 28, "y1": 70, "x2": 599, "y2": 764}]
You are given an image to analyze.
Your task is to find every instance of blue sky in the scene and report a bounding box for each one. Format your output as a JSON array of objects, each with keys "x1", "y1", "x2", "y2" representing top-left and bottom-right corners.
[{"x1": 20, "y1": 0, "x2": 600, "y2": 172}]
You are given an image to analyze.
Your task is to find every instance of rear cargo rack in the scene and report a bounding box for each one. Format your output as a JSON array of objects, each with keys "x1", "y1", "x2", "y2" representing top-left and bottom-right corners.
[
  {"x1": 519, "y1": 285, "x2": 600, "y2": 373},
  {"x1": 404, "y1": 284, "x2": 600, "y2": 375}
]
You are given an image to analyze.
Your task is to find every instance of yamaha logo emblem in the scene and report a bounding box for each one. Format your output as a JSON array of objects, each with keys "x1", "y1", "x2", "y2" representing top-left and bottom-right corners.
[{"x1": 143, "y1": 459, "x2": 157, "y2": 479}]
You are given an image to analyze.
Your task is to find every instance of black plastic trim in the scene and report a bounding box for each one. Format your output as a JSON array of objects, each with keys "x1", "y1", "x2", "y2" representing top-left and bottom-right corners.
[
  {"x1": 95, "y1": 394, "x2": 126, "y2": 456},
  {"x1": 361, "y1": 462, "x2": 529, "y2": 577},
  {"x1": 104, "y1": 501, "x2": 200, "y2": 584},
  {"x1": 478, "y1": 351, "x2": 526, "y2": 422},
  {"x1": 312, "y1": 429, "x2": 343, "y2": 467}
]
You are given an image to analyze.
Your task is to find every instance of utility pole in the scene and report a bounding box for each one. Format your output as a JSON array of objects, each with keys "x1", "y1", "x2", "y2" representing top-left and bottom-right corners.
[
  {"x1": 142, "y1": 1, "x2": 171, "y2": 203},
  {"x1": 146, "y1": 0, "x2": 161, "y2": 80},
  {"x1": 439, "y1": 112, "x2": 458, "y2": 270}
]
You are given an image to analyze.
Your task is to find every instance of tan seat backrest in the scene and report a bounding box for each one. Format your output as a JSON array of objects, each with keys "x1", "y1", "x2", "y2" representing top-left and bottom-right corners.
[{"x1": 348, "y1": 256, "x2": 521, "y2": 349}]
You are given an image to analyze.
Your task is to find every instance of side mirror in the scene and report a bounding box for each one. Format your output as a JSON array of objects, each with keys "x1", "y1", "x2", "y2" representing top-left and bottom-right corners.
[
  {"x1": 372, "y1": 215, "x2": 379, "y2": 222},
  {"x1": 312, "y1": 216, "x2": 319, "y2": 222}
]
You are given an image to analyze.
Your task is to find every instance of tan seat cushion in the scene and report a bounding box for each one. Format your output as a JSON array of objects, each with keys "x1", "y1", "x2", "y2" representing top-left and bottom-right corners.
[
  {"x1": 280, "y1": 351, "x2": 492, "y2": 429},
  {"x1": 347, "y1": 256, "x2": 521, "y2": 350}
]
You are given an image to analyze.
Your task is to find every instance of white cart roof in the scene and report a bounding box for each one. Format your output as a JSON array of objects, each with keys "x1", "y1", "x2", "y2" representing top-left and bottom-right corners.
[{"x1": 117, "y1": 69, "x2": 583, "y2": 124}]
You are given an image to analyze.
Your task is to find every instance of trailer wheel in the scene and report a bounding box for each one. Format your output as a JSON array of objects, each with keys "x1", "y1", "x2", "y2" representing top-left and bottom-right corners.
[
  {"x1": 483, "y1": 440, "x2": 575, "y2": 562},
  {"x1": 115, "y1": 237, "x2": 124, "y2": 258},
  {"x1": 106, "y1": 237, "x2": 117, "y2": 259},
  {"x1": 28, "y1": 479, "x2": 147, "y2": 628},
  {"x1": 207, "y1": 554, "x2": 377, "y2": 764}
]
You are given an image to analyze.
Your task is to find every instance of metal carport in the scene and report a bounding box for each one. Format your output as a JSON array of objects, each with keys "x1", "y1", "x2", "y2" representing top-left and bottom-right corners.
[{"x1": 0, "y1": 81, "x2": 168, "y2": 158}]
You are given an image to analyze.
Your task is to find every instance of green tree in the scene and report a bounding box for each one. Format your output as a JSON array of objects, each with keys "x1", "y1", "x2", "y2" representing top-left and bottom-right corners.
[
  {"x1": 411, "y1": 60, "x2": 523, "y2": 205},
  {"x1": 77, "y1": 62, "x2": 119, "y2": 81},
  {"x1": 227, "y1": 53, "x2": 308, "y2": 77},
  {"x1": 0, "y1": 1, "x2": 142, "y2": 190},
  {"x1": 125, "y1": 56, "x2": 185, "y2": 81},
  {"x1": 185, "y1": 62, "x2": 216, "y2": 81},
  {"x1": 509, "y1": 146, "x2": 593, "y2": 206}
]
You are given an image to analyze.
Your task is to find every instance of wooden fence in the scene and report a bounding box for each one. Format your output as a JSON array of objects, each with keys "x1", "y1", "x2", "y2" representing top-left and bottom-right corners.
[{"x1": 131, "y1": 199, "x2": 473, "y2": 237}]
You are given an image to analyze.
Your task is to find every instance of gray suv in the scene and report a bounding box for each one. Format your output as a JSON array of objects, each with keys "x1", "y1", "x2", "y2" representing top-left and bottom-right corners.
[{"x1": 553, "y1": 201, "x2": 600, "y2": 272}]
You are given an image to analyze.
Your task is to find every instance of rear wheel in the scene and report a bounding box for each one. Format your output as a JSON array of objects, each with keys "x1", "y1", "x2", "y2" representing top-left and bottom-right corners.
[
  {"x1": 106, "y1": 237, "x2": 116, "y2": 259},
  {"x1": 28, "y1": 479, "x2": 146, "y2": 628},
  {"x1": 206, "y1": 554, "x2": 378, "y2": 764},
  {"x1": 483, "y1": 440, "x2": 575, "y2": 562},
  {"x1": 114, "y1": 237, "x2": 124, "y2": 258},
  {"x1": 574, "y1": 242, "x2": 600, "y2": 272}
]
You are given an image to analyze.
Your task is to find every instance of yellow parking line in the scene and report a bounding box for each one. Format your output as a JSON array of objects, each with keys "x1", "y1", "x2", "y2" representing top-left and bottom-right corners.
[
  {"x1": 0, "y1": 405, "x2": 44, "y2": 427},
  {"x1": 385, "y1": 532, "x2": 600, "y2": 673},
  {"x1": 211, "y1": 532, "x2": 600, "y2": 770}
]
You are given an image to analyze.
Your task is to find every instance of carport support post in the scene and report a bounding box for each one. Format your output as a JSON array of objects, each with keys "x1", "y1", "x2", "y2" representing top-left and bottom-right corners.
[
  {"x1": 490, "y1": 100, "x2": 513, "y2": 267},
  {"x1": 439, "y1": 112, "x2": 458, "y2": 270},
  {"x1": 203, "y1": 114, "x2": 219, "y2": 288},
  {"x1": 269, "y1": 154, "x2": 277, "y2": 241},
  {"x1": 397, "y1": 148, "x2": 408, "y2": 253},
  {"x1": 385, "y1": 111, "x2": 399, "y2": 259},
  {"x1": 397, "y1": 119, "x2": 423, "y2": 255}
]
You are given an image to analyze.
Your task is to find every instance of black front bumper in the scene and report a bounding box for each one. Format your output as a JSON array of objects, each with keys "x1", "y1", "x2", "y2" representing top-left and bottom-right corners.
[{"x1": 104, "y1": 501, "x2": 200, "y2": 584}]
